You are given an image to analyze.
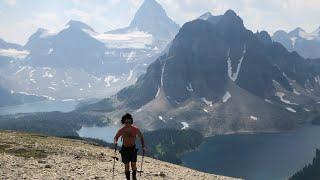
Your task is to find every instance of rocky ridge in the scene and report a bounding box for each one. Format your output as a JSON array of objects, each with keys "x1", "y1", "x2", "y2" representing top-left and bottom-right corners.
[{"x1": 0, "y1": 131, "x2": 240, "y2": 180}]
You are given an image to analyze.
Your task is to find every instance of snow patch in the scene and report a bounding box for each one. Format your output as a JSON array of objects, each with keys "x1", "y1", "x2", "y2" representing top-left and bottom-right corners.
[
  {"x1": 0, "y1": 49, "x2": 29, "y2": 59},
  {"x1": 127, "y1": 70, "x2": 133, "y2": 81},
  {"x1": 264, "y1": 99, "x2": 273, "y2": 104},
  {"x1": 276, "y1": 92, "x2": 298, "y2": 105},
  {"x1": 84, "y1": 30, "x2": 153, "y2": 49},
  {"x1": 14, "y1": 66, "x2": 27, "y2": 75},
  {"x1": 227, "y1": 45, "x2": 246, "y2": 82},
  {"x1": 30, "y1": 79, "x2": 37, "y2": 84},
  {"x1": 158, "y1": 116, "x2": 164, "y2": 122},
  {"x1": 181, "y1": 122, "x2": 189, "y2": 130},
  {"x1": 293, "y1": 89, "x2": 301, "y2": 95},
  {"x1": 304, "y1": 108, "x2": 311, "y2": 112},
  {"x1": 160, "y1": 61, "x2": 167, "y2": 87},
  {"x1": 286, "y1": 107, "x2": 296, "y2": 113},
  {"x1": 104, "y1": 75, "x2": 120, "y2": 87},
  {"x1": 48, "y1": 48, "x2": 53, "y2": 54},
  {"x1": 16, "y1": 91, "x2": 55, "y2": 100},
  {"x1": 290, "y1": 37, "x2": 297, "y2": 47},
  {"x1": 43, "y1": 71, "x2": 54, "y2": 78},
  {"x1": 125, "y1": 51, "x2": 136, "y2": 62},
  {"x1": 29, "y1": 70, "x2": 35, "y2": 78},
  {"x1": 62, "y1": 99, "x2": 74, "y2": 102},
  {"x1": 272, "y1": 80, "x2": 281, "y2": 86},
  {"x1": 186, "y1": 82, "x2": 194, "y2": 92},
  {"x1": 222, "y1": 91, "x2": 231, "y2": 103},
  {"x1": 201, "y1": 97, "x2": 213, "y2": 106},
  {"x1": 155, "y1": 87, "x2": 160, "y2": 98},
  {"x1": 315, "y1": 76, "x2": 320, "y2": 85},
  {"x1": 250, "y1": 116, "x2": 258, "y2": 121},
  {"x1": 203, "y1": 109, "x2": 209, "y2": 113}
]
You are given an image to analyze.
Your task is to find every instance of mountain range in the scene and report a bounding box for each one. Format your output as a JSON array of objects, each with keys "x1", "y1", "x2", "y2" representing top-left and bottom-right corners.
[
  {"x1": 81, "y1": 11, "x2": 320, "y2": 136},
  {"x1": 0, "y1": 0, "x2": 179, "y2": 100},
  {"x1": 272, "y1": 27, "x2": 320, "y2": 59}
]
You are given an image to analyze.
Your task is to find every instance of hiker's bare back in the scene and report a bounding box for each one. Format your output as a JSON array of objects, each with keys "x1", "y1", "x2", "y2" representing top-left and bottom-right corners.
[{"x1": 114, "y1": 125, "x2": 144, "y2": 147}]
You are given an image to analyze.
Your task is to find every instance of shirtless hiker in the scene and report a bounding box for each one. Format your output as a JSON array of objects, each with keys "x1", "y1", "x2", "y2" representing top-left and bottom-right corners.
[{"x1": 114, "y1": 113, "x2": 146, "y2": 180}]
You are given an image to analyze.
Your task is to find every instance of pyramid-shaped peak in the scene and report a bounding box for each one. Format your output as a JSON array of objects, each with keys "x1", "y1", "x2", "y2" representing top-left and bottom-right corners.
[{"x1": 66, "y1": 20, "x2": 94, "y2": 31}]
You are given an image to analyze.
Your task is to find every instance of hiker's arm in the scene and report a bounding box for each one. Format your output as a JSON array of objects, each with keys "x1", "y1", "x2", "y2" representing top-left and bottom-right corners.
[
  {"x1": 137, "y1": 129, "x2": 145, "y2": 150},
  {"x1": 114, "y1": 129, "x2": 122, "y2": 146}
]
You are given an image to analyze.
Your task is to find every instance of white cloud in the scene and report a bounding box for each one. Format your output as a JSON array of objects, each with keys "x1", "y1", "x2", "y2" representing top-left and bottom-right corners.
[{"x1": 4, "y1": 0, "x2": 16, "y2": 6}]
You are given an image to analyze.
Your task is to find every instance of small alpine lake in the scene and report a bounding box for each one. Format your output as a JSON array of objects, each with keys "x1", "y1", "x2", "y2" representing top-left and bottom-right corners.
[{"x1": 77, "y1": 125, "x2": 120, "y2": 143}]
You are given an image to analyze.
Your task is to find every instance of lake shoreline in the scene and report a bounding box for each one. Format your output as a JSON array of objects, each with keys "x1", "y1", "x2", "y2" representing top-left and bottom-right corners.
[{"x1": 181, "y1": 124, "x2": 320, "y2": 180}]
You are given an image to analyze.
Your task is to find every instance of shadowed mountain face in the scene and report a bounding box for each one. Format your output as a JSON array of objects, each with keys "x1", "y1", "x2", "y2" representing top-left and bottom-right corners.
[
  {"x1": 272, "y1": 27, "x2": 320, "y2": 59},
  {"x1": 82, "y1": 10, "x2": 320, "y2": 136}
]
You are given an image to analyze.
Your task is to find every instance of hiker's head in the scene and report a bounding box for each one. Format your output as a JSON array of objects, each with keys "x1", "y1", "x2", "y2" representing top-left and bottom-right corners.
[{"x1": 121, "y1": 113, "x2": 133, "y2": 125}]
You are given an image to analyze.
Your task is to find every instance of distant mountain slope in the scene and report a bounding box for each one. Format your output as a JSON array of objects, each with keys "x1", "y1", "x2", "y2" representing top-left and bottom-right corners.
[
  {"x1": 0, "y1": 0, "x2": 180, "y2": 100},
  {"x1": 272, "y1": 27, "x2": 320, "y2": 59},
  {"x1": 107, "y1": 0, "x2": 180, "y2": 49},
  {"x1": 81, "y1": 10, "x2": 320, "y2": 136},
  {"x1": 25, "y1": 20, "x2": 106, "y2": 71},
  {"x1": 0, "y1": 38, "x2": 23, "y2": 50},
  {"x1": 0, "y1": 131, "x2": 240, "y2": 180},
  {"x1": 0, "y1": 85, "x2": 46, "y2": 107}
]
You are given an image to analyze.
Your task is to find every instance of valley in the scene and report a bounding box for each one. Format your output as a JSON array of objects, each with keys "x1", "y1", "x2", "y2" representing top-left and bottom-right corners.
[{"x1": 0, "y1": 0, "x2": 320, "y2": 179}]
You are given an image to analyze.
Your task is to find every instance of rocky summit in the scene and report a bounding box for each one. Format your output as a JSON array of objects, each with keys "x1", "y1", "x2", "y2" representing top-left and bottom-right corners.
[{"x1": 0, "y1": 131, "x2": 240, "y2": 180}]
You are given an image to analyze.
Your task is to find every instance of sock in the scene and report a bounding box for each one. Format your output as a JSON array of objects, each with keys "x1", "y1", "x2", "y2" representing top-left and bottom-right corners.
[
  {"x1": 125, "y1": 171, "x2": 130, "y2": 180},
  {"x1": 132, "y1": 170, "x2": 137, "y2": 180}
]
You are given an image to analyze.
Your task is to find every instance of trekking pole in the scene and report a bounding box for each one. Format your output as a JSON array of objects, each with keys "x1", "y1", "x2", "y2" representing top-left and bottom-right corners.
[
  {"x1": 139, "y1": 150, "x2": 145, "y2": 179},
  {"x1": 112, "y1": 145, "x2": 119, "y2": 180}
]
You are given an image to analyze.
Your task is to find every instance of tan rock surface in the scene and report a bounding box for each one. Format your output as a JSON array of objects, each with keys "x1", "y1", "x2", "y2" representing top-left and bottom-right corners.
[{"x1": 0, "y1": 131, "x2": 242, "y2": 180}]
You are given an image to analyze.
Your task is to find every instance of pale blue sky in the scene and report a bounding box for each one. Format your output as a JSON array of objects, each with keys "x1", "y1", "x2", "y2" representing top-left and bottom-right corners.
[{"x1": 0, "y1": 0, "x2": 319, "y2": 45}]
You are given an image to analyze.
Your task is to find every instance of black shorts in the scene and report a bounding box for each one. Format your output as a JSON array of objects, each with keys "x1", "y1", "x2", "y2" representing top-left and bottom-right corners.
[{"x1": 119, "y1": 145, "x2": 138, "y2": 164}]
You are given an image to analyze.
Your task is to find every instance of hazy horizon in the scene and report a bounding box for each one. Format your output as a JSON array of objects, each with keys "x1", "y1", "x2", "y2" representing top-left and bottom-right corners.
[{"x1": 0, "y1": 0, "x2": 320, "y2": 45}]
